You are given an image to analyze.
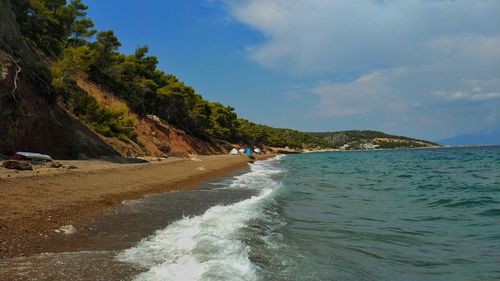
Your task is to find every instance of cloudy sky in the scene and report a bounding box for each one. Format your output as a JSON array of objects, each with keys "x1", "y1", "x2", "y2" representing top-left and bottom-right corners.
[{"x1": 87, "y1": 0, "x2": 500, "y2": 142}]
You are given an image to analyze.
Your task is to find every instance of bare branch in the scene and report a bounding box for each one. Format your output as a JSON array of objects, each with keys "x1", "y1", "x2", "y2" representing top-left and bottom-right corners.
[{"x1": 6, "y1": 53, "x2": 21, "y2": 103}]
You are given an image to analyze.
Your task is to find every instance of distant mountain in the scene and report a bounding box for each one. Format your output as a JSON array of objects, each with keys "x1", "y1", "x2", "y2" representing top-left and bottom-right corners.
[
  {"x1": 308, "y1": 130, "x2": 437, "y2": 150},
  {"x1": 439, "y1": 133, "x2": 500, "y2": 146}
]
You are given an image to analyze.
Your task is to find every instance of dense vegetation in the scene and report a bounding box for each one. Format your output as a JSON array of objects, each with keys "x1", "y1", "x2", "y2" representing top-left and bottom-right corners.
[
  {"x1": 309, "y1": 130, "x2": 437, "y2": 149},
  {"x1": 311, "y1": 130, "x2": 436, "y2": 144},
  {"x1": 9, "y1": 1, "x2": 436, "y2": 151},
  {"x1": 10, "y1": 0, "x2": 328, "y2": 148},
  {"x1": 238, "y1": 120, "x2": 332, "y2": 148}
]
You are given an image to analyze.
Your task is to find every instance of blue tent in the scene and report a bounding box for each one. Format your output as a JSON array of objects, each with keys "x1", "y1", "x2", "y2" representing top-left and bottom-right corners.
[{"x1": 244, "y1": 148, "x2": 252, "y2": 155}]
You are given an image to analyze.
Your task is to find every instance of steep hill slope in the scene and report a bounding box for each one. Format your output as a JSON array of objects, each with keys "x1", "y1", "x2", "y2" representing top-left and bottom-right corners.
[
  {"x1": 74, "y1": 76, "x2": 226, "y2": 157},
  {"x1": 0, "y1": 0, "x2": 226, "y2": 159},
  {"x1": 0, "y1": 0, "x2": 119, "y2": 159}
]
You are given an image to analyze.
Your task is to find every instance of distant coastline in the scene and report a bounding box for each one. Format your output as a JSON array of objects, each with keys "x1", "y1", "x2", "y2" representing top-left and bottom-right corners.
[{"x1": 302, "y1": 144, "x2": 499, "y2": 154}]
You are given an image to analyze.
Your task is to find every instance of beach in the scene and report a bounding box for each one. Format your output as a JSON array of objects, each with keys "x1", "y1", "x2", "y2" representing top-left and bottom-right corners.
[
  {"x1": 0, "y1": 154, "x2": 272, "y2": 259},
  {"x1": 1, "y1": 148, "x2": 499, "y2": 280}
]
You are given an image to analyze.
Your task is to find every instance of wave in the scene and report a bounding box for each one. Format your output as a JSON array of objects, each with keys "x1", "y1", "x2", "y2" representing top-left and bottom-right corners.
[
  {"x1": 476, "y1": 208, "x2": 500, "y2": 217},
  {"x1": 426, "y1": 197, "x2": 498, "y2": 208},
  {"x1": 116, "y1": 156, "x2": 285, "y2": 281},
  {"x1": 444, "y1": 198, "x2": 499, "y2": 208}
]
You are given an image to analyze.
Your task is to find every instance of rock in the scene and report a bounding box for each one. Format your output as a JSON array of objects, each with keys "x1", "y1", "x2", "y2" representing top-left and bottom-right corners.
[
  {"x1": 159, "y1": 145, "x2": 170, "y2": 153},
  {"x1": 55, "y1": 225, "x2": 77, "y2": 235},
  {"x1": 68, "y1": 165, "x2": 78, "y2": 169},
  {"x1": 147, "y1": 114, "x2": 161, "y2": 125},
  {"x1": 50, "y1": 161, "x2": 63, "y2": 168},
  {"x1": 2, "y1": 160, "x2": 33, "y2": 170}
]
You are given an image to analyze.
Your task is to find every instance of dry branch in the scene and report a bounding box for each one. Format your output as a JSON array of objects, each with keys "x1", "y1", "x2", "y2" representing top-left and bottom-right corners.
[{"x1": 6, "y1": 53, "x2": 21, "y2": 103}]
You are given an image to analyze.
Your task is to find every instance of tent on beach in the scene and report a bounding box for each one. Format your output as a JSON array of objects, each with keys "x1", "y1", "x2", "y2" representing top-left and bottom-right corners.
[{"x1": 229, "y1": 148, "x2": 238, "y2": 155}]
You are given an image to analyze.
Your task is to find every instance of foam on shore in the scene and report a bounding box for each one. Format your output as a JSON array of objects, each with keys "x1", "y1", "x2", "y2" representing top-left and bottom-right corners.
[{"x1": 117, "y1": 156, "x2": 285, "y2": 281}]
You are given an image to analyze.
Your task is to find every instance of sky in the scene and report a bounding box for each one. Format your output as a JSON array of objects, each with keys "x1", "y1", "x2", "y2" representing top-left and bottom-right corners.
[{"x1": 85, "y1": 0, "x2": 500, "y2": 142}]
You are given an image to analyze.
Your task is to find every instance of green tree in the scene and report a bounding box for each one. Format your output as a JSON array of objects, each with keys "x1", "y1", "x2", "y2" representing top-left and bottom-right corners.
[
  {"x1": 92, "y1": 30, "x2": 121, "y2": 69},
  {"x1": 65, "y1": 0, "x2": 96, "y2": 46},
  {"x1": 50, "y1": 45, "x2": 96, "y2": 88},
  {"x1": 208, "y1": 102, "x2": 238, "y2": 139},
  {"x1": 11, "y1": 0, "x2": 95, "y2": 54}
]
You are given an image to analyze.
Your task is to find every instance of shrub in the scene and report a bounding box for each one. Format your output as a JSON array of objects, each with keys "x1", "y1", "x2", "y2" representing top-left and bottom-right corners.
[{"x1": 69, "y1": 92, "x2": 135, "y2": 139}]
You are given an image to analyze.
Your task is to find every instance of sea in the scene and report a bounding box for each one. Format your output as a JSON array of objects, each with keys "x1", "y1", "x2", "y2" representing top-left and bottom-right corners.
[
  {"x1": 1, "y1": 146, "x2": 499, "y2": 281},
  {"x1": 118, "y1": 146, "x2": 500, "y2": 281}
]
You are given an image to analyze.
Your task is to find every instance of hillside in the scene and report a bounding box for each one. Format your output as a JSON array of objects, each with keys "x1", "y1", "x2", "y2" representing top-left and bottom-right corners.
[
  {"x1": 0, "y1": 0, "x2": 228, "y2": 159},
  {"x1": 0, "y1": 0, "x2": 437, "y2": 159},
  {"x1": 309, "y1": 130, "x2": 438, "y2": 150},
  {"x1": 1, "y1": 0, "x2": 346, "y2": 159},
  {"x1": 0, "y1": 0, "x2": 262, "y2": 158},
  {"x1": 0, "y1": 0, "x2": 119, "y2": 159}
]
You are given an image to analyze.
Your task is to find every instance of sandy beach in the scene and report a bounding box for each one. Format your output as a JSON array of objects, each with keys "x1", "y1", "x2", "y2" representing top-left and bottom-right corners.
[{"x1": 0, "y1": 154, "x2": 272, "y2": 258}]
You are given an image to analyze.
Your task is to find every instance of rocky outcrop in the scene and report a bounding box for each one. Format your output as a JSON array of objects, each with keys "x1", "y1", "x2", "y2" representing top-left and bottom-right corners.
[
  {"x1": 2, "y1": 160, "x2": 32, "y2": 170},
  {"x1": 323, "y1": 133, "x2": 349, "y2": 146}
]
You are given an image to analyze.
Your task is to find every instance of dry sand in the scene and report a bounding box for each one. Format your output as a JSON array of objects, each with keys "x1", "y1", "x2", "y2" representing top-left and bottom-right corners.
[{"x1": 0, "y1": 154, "x2": 272, "y2": 258}]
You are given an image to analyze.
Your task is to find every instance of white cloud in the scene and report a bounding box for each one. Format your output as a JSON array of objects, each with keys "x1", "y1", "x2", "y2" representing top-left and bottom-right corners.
[
  {"x1": 426, "y1": 34, "x2": 500, "y2": 62},
  {"x1": 225, "y1": 0, "x2": 500, "y2": 74},
  {"x1": 432, "y1": 78, "x2": 500, "y2": 101},
  {"x1": 219, "y1": 0, "x2": 500, "y2": 139},
  {"x1": 309, "y1": 65, "x2": 500, "y2": 138},
  {"x1": 312, "y1": 68, "x2": 409, "y2": 117},
  {"x1": 432, "y1": 90, "x2": 500, "y2": 101}
]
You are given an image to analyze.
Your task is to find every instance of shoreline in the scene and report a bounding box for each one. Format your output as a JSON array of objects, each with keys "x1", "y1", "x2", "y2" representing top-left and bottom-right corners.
[
  {"x1": 301, "y1": 145, "x2": 494, "y2": 154},
  {"x1": 0, "y1": 154, "x2": 273, "y2": 258}
]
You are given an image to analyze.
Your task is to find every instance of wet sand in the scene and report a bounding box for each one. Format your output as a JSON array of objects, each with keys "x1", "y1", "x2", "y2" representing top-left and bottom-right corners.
[
  {"x1": 0, "y1": 167, "x2": 263, "y2": 280},
  {"x1": 0, "y1": 154, "x2": 272, "y2": 258}
]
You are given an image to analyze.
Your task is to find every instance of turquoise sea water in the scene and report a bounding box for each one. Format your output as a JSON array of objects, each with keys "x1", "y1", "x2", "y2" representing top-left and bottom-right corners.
[
  {"x1": 257, "y1": 147, "x2": 500, "y2": 281},
  {"x1": 119, "y1": 146, "x2": 500, "y2": 281}
]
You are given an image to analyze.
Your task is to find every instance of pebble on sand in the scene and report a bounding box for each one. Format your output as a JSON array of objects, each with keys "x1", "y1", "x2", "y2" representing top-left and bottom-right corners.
[{"x1": 54, "y1": 225, "x2": 77, "y2": 235}]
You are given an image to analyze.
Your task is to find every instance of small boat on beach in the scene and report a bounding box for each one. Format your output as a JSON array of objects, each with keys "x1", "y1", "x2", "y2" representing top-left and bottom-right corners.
[{"x1": 12, "y1": 151, "x2": 52, "y2": 161}]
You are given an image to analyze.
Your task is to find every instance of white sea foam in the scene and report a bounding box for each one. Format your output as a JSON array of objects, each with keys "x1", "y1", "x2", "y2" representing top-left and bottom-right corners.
[{"x1": 116, "y1": 156, "x2": 284, "y2": 281}]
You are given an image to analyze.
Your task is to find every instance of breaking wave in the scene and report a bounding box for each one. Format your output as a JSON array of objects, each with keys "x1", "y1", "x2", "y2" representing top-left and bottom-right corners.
[{"x1": 116, "y1": 156, "x2": 285, "y2": 281}]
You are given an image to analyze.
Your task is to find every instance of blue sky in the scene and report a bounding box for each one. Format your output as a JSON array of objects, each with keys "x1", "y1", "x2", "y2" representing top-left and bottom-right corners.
[{"x1": 86, "y1": 0, "x2": 500, "y2": 142}]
